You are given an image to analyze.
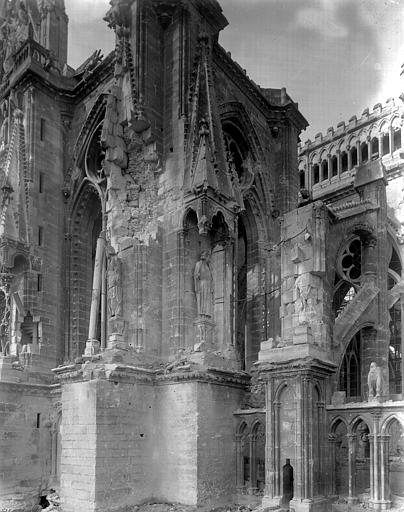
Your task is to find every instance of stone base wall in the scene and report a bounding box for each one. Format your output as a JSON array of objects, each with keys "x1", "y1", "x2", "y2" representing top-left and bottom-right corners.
[
  {"x1": 60, "y1": 376, "x2": 244, "y2": 511},
  {"x1": 0, "y1": 382, "x2": 54, "y2": 512}
]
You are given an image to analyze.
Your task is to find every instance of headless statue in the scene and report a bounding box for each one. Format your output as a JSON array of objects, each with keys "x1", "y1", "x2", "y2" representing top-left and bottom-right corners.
[{"x1": 367, "y1": 361, "x2": 382, "y2": 400}]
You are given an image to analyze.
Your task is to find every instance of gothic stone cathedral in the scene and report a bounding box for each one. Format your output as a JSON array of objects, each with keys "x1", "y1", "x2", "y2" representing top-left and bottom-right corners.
[{"x1": 0, "y1": 1, "x2": 403, "y2": 511}]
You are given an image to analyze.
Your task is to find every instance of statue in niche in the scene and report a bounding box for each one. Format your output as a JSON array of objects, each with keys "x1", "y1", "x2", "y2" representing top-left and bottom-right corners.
[
  {"x1": 368, "y1": 361, "x2": 383, "y2": 400},
  {"x1": 294, "y1": 273, "x2": 316, "y2": 315},
  {"x1": 194, "y1": 250, "x2": 213, "y2": 318},
  {"x1": 107, "y1": 247, "x2": 122, "y2": 318}
]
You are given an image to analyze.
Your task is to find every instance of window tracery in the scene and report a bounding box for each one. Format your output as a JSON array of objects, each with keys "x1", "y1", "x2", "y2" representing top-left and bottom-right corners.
[{"x1": 339, "y1": 331, "x2": 361, "y2": 399}]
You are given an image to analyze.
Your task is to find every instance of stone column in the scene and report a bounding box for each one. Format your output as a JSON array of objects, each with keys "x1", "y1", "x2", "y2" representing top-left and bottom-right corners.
[
  {"x1": 363, "y1": 236, "x2": 378, "y2": 281},
  {"x1": 274, "y1": 401, "x2": 281, "y2": 497},
  {"x1": 100, "y1": 255, "x2": 107, "y2": 349},
  {"x1": 328, "y1": 434, "x2": 337, "y2": 497},
  {"x1": 85, "y1": 231, "x2": 106, "y2": 355},
  {"x1": 378, "y1": 133, "x2": 383, "y2": 156},
  {"x1": 369, "y1": 433, "x2": 376, "y2": 501},
  {"x1": 379, "y1": 434, "x2": 390, "y2": 504},
  {"x1": 295, "y1": 377, "x2": 305, "y2": 501},
  {"x1": 317, "y1": 401, "x2": 326, "y2": 496},
  {"x1": 356, "y1": 140, "x2": 361, "y2": 164},
  {"x1": 336, "y1": 149, "x2": 341, "y2": 177},
  {"x1": 303, "y1": 377, "x2": 311, "y2": 500},
  {"x1": 367, "y1": 135, "x2": 372, "y2": 158},
  {"x1": 306, "y1": 155, "x2": 311, "y2": 189},
  {"x1": 248, "y1": 433, "x2": 258, "y2": 493},
  {"x1": 347, "y1": 433, "x2": 358, "y2": 504},
  {"x1": 347, "y1": 145, "x2": 352, "y2": 170},
  {"x1": 236, "y1": 433, "x2": 244, "y2": 491},
  {"x1": 327, "y1": 154, "x2": 332, "y2": 181},
  {"x1": 263, "y1": 380, "x2": 281, "y2": 508},
  {"x1": 50, "y1": 426, "x2": 57, "y2": 477},
  {"x1": 389, "y1": 127, "x2": 394, "y2": 155}
]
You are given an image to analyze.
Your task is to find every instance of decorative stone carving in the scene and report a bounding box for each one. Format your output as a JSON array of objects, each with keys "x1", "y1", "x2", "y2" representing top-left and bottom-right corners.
[
  {"x1": 367, "y1": 361, "x2": 383, "y2": 400},
  {"x1": 194, "y1": 250, "x2": 213, "y2": 318},
  {"x1": 0, "y1": 0, "x2": 30, "y2": 75},
  {"x1": 0, "y1": 272, "x2": 13, "y2": 354},
  {"x1": 107, "y1": 247, "x2": 122, "y2": 318}
]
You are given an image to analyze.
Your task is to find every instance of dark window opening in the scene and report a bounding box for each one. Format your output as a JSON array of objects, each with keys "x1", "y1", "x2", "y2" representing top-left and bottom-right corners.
[
  {"x1": 350, "y1": 147, "x2": 358, "y2": 167},
  {"x1": 37, "y1": 274, "x2": 42, "y2": 292},
  {"x1": 389, "y1": 300, "x2": 402, "y2": 394},
  {"x1": 382, "y1": 133, "x2": 389, "y2": 156},
  {"x1": 299, "y1": 170, "x2": 305, "y2": 189},
  {"x1": 341, "y1": 151, "x2": 348, "y2": 172},
  {"x1": 38, "y1": 226, "x2": 43, "y2": 246},
  {"x1": 361, "y1": 142, "x2": 368, "y2": 162},
  {"x1": 313, "y1": 164, "x2": 319, "y2": 184},
  {"x1": 393, "y1": 128, "x2": 401, "y2": 152},
  {"x1": 371, "y1": 136, "x2": 379, "y2": 156},
  {"x1": 388, "y1": 247, "x2": 402, "y2": 395},
  {"x1": 40, "y1": 118, "x2": 45, "y2": 141},
  {"x1": 36, "y1": 413, "x2": 40, "y2": 428},
  {"x1": 39, "y1": 173, "x2": 44, "y2": 193},
  {"x1": 389, "y1": 247, "x2": 402, "y2": 276},
  {"x1": 321, "y1": 160, "x2": 328, "y2": 180},
  {"x1": 331, "y1": 155, "x2": 338, "y2": 176}
]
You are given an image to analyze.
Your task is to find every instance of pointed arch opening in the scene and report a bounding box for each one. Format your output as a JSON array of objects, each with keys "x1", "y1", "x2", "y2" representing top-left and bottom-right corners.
[
  {"x1": 69, "y1": 184, "x2": 103, "y2": 358},
  {"x1": 236, "y1": 201, "x2": 261, "y2": 370}
]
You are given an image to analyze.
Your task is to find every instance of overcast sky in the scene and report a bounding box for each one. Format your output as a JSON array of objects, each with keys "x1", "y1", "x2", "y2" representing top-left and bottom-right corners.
[{"x1": 65, "y1": 0, "x2": 404, "y2": 141}]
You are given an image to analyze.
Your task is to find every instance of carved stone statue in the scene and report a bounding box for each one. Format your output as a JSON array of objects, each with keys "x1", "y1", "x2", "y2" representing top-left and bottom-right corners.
[
  {"x1": 107, "y1": 247, "x2": 122, "y2": 318},
  {"x1": 0, "y1": 0, "x2": 30, "y2": 75},
  {"x1": 295, "y1": 273, "x2": 315, "y2": 314},
  {"x1": 194, "y1": 250, "x2": 213, "y2": 318},
  {"x1": 368, "y1": 361, "x2": 383, "y2": 400}
]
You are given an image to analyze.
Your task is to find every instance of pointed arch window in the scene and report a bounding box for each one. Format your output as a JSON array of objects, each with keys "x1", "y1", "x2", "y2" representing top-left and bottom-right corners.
[
  {"x1": 388, "y1": 247, "x2": 402, "y2": 395},
  {"x1": 331, "y1": 155, "x2": 338, "y2": 176},
  {"x1": 371, "y1": 136, "x2": 379, "y2": 157},
  {"x1": 341, "y1": 151, "x2": 348, "y2": 173},
  {"x1": 222, "y1": 121, "x2": 253, "y2": 189},
  {"x1": 361, "y1": 142, "x2": 368, "y2": 162},
  {"x1": 339, "y1": 331, "x2": 361, "y2": 399},
  {"x1": 393, "y1": 127, "x2": 401, "y2": 151}
]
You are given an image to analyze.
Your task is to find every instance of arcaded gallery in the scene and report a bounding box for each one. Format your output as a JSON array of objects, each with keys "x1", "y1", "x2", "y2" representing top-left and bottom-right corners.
[{"x1": 0, "y1": 1, "x2": 402, "y2": 511}]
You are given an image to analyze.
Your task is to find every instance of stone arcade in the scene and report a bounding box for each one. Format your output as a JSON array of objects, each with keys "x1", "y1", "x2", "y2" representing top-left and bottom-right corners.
[{"x1": 0, "y1": 1, "x2": 402, "y2": 511}]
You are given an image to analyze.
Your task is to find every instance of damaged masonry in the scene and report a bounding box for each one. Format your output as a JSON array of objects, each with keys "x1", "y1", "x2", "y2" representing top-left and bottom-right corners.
[{"x1": 0, "y1": 0, "x2": 403, "y2": 512}]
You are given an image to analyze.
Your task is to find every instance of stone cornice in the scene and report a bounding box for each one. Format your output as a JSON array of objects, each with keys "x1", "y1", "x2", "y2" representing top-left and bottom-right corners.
[
  {"x1": 0, "y1": 380, "x2": 55, "y2": 395},
  {"x1": 327, "y1": 400, "x2": 404, "y2": 412},
  {"x1": 213, "y1": 43, "x2": 308, "y2": 132},
  {"x1": 257, "y1": 356, "x2": 337, "y2": 379},
  {"x1": 52, "y1": 361, "x2": 250, "y2": 388},
  {"x1": 1, "y1": 44, "x2": 114, "y2": 105}
]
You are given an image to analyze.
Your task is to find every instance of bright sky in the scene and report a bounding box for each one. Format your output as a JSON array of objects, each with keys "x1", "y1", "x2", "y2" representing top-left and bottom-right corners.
[{"x1": 65, "y1": 0, "x2": 404, "y2": 141}]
